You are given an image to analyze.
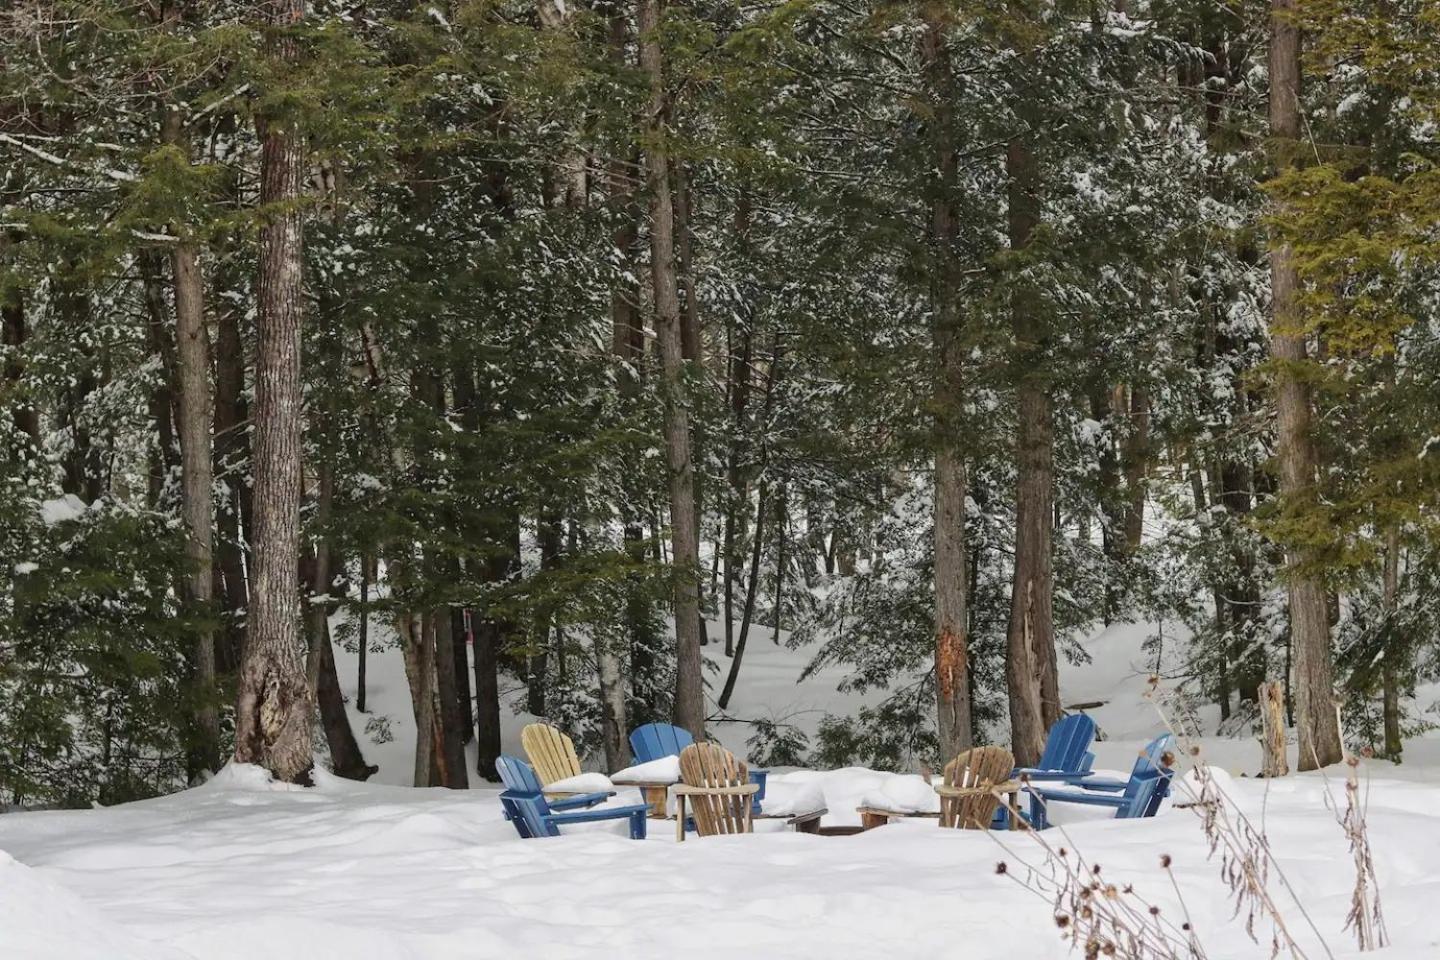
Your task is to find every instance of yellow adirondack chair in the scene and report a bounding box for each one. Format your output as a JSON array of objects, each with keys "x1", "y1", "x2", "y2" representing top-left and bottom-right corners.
[
  {"x1": 936, "y1": 746, "x2": 1017, "y2": 829},
  {"x1": 520, "y1": 723, "x2": 583, "y2": 795},
  {"x1": 672, "y1": 742, "x2": 758, "y2": 841}
]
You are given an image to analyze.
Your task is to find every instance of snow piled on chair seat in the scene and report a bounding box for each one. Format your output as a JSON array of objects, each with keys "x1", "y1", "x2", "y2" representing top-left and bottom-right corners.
[
  {"x1": 7, "y1": 757, "x2": 1440, "y2": 959},
  {"x1": 610, "y1": 755, "x2": 682, "y2": 783},
  {"x1": 541, "y1": 772, "x2": 616, "y2": 794}
]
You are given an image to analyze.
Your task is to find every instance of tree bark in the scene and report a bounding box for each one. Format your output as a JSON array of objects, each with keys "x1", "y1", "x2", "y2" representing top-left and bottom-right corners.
[
  {"x1": 639, "y1": 0, "x2": 705, "y2": 739},
  {"x1": 235, "y1": 0, "x2": 313, "y2": 785},
  {"x1": 1269, "y1": 0, "x2": 1341, "y2": 772},
  {"x1": 1121, "y1": 385, "x2": 1150, "y2": 551},
  {"x1": 316, "y1": 620, "x2": 376, "y2": 781},
  {"x1": 1381, "y1": 526, "x2": 1402, "y2": 760},
  {"x1": 1004, "y1": 128, "x2": 1054, "y2": 766},
  {"x1": 432, "y1": 607, "x2": 469, "y2": 788},
  {"x1": 172, "y1": 228, "x2": 220, "y2": 779},
  {"x1": 921, "y1": 12, "x2": 974, "y2": 762},
  {"x1": 213, "y1": 284, "x2": 249, "y2": 674}
]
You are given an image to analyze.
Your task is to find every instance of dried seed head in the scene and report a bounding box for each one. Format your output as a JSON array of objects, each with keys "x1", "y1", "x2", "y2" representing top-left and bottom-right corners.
[
  {"x1": 1103, "y1": 885, "x2": 1118, "y2": 900},
  {"x1": 1160, "y1": 853, "x2": 1172, "y2": 869},
  {"x1": 995, "y1": 861, "x2": 1008, "y2": 875},
  {"x1": 1055, "y1": 915, "x2": 1071, "y2": 929},
  {"x1": 1149, "y1": 905, "x2": 1160, "y2": 916},
  {"x1": 1058, "y1": 847, "x2": 1069, "y2": 858}
]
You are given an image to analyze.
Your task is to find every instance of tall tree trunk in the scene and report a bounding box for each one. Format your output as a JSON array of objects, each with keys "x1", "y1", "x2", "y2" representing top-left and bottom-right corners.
[
  {"x1": 922, "y1": 12, "x2": 974, "y2": 762},
  {"x1": 398, "y1": 609, "x2": 437, "y2": 786},
  {"x1": 1121, "y1": 385, "x2": 1150, "y2": 551},
  {"x1": 1381, "y1": 526, "x2": 1402, "y2": 760},
  {"x1": 172, "y1": 229, "x2": 219, "y2": 778},
  {"x1": 235, "y1": 0, "x2": 313, "y2": 784},
  {"x1": 598, "y1": 6, "x2": 641, "y2": 755},
  {"x1": 1004, "y1": 127, "x2": 1052, "y2": 768},
  {"x1": 432, "y1": 607, "x2": 469, "y2": 788},
  {"x1": 473, "y1": 508, "x2": 518, "y2": 781},
  {"x1": 357, "y1": 556, "x2": 370, "y2": 714},
  {"x1": 674, "y1": 162, "x2": 710, "y2": 649},
  {"x1": 718, "y1": 481, "x2": 769, "y2": 710},
  {"x1": 530, "y1": 514, "x2": 562, "y2": 716},
  {"x1": 640, "y1": 0, "x2": 704, "y2": 738},
  {"x1": 1269, "y1": 0, "x2": 1341, "y2": 772},
  {"x1": 316, "y1": 619, "x2": 376, "y2": 781},
  {"x1": 473, "y1": 610, "x2": 503, "y2": 782},
  {"x1": 772, "y1": 483, "x2": 787, "y2": 645},
  {"x1": 451, "y1": 606, "x2": 472, "y2": 743},
  {"x1": 213, "y1": 285, "x2": 249, "y2": 674}
]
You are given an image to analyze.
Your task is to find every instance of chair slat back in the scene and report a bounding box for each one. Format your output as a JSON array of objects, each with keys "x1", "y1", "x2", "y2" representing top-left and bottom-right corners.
[
  {"x1": 629, "y1": 723, "x2": 696, "y2": 763},
  {"x1": 679, "y1": 742, "x2": 751, "y2": 837},
  {"x1": 1118, "y1": 771, "x2": 1166, "y2": 819},
  {"x1": 940, "y1": 746, "x2": 1015, "y2": 829},
  {"x1": 496, "y1": 755, "x2": 557, "y2": 838},
  {"x1": 1132, "y1": 734, "x2": 1174, "y2": 779},
  {"x1": 1037, "y1": 714, "x2": 1097, "y2": 772},
  {"x1": 521, "y1": 723, "x2": 583, "y2": 787}
]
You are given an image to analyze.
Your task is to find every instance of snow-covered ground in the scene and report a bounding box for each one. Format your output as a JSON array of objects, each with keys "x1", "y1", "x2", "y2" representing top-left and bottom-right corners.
[{"x1": 4, "y1": 620, "x2": 1440, "y2": 959}]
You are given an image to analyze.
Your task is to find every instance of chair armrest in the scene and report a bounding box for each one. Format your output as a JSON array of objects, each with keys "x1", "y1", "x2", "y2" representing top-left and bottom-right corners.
[
  {"x1": 672, "y1": 783, "x2": 760, "y2": 796},
  {"x1": 1075, "y1": 777, "x2": 1128, "y2": 792},
  {"x1": 545, "y1": 803, "x2": 652, "y2": 825},
  {"x1": 1030, "y1": 786, "x2": 1126, "y2": 809},
  {"x1": 936, "y1": 779, "x2": 1020, "y2": 798},
  {"x1": 1017, "y1": 769, "x2": 1091, "y2": 783},
  {"x1": 548, "y1": 791, "x2": 615, "y2": 810}
]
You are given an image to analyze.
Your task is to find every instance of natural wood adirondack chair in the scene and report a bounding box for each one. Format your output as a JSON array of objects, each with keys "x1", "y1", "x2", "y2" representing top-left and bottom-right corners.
[
  {"x1": 673, "y1": 742, "x2": 760, "y2": 841},
  {"x1": 520, "y1": 723, "x2": 583, "y2": 795},
  {"x1": 936, "y1": 746, "x2": 1017, "y2": 829}
]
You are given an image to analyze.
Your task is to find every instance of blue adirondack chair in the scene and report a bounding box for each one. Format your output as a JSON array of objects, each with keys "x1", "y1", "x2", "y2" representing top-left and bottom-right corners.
[
  {"x1": 1025, "y1": 734, "x2": 1175, "y2": 830},
  {"x1": 991, "y1": 714, "x2": 1098, "y2": 828},
  {"x1": 628, "y1": 723, "x2": 768, "y2": 815},
  {"x1": 1018, "y1": 713, "x2": 1098, "y2": 783},
  {"x1": 630, "y1": 722, "x2": 696, "y2": 763},
  {"x1": 496, "y1": 755, "x2": 650, "y2": 840}
]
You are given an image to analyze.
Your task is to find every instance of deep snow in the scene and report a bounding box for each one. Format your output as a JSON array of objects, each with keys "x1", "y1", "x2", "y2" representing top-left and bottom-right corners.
[{"x1": 4, "y1": 620, "x2": 1440, "y2": 959}]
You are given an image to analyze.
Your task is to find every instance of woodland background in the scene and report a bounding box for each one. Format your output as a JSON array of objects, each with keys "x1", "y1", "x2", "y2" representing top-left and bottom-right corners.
[{"x1": 1, "y1": 0, "x2": 1437, "y2": 806}]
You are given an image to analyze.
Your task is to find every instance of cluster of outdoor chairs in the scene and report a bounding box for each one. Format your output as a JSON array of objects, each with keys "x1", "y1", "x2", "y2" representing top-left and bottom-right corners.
[{"x1": 496, "y1": 714, "x2": 1175, "y2": 841}]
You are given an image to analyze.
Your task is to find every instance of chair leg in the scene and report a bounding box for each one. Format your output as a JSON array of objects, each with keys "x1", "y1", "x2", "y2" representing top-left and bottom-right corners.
[{"x1": 629, "y1": 811, "x2": 647, "y2": 840}]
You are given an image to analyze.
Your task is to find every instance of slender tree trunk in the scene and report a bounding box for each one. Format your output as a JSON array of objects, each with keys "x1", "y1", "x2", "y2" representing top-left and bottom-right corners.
[
  {"x1": 674, "y1": 161, "x2": 710, "y2": 650},
  {"x1": 1381, "y1": 526, "x2": 1402, "y2": 760},
  {"x1": 473, "y1": 611, "x2": 502, "y2": 782},
  {"x1": 640, "y1": 0, "x2": 704, "y2": 738},
  {"x1": 235, "y1": 0, "x2": 313, "y2": 784},
  {"x1": 398, "y1": 609, "x2": 437, "y2": 786},
  {"x1": 170, "y1": 230, "x2": 219, "y2": 777},
  {"x1": 718, "y1": 483, "x2": 768, "y2": 710},
  {"x1": 473, "y1": 506, "x2": 517, "y2": 781},
  {"x1": 922, "y1": 13, "x2": 974, "y2": 761},
  {"x1": 316, "y1": 619, "x2": 376, "y2": 781},
  {"x1": 772, "y1": 483, "x2": 787, "y2": 645},
  {"x1": 213, "y1": 287, "x2": 249, "y2": 673},
  {"x1": 432, "y1": 607, "x2": 468, "y2": 788},
  {"x1": 1004, "y1": 126, "x2": 1054, "y2": 766},
  {"x1": 450, "y1": 606, "x2": 471, "y2": 743},
  {"x1": 530, "y1": 515, "x2": 562, "y2": 716},
  {"x1": 1269, "y1": 0, "x2": 1341, "y2": 771},
  {"x1": 357, "y1": 556, "x2": 370, "y2": 713},
  {"x1": 1121, "y1": 385, "x2": 1150, "y2": 551}
]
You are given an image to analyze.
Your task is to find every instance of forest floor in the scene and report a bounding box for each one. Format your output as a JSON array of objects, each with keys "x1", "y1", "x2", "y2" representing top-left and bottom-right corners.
[{"x1": 5, "y1": 621, "x2": 1440, "y2": 959}]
